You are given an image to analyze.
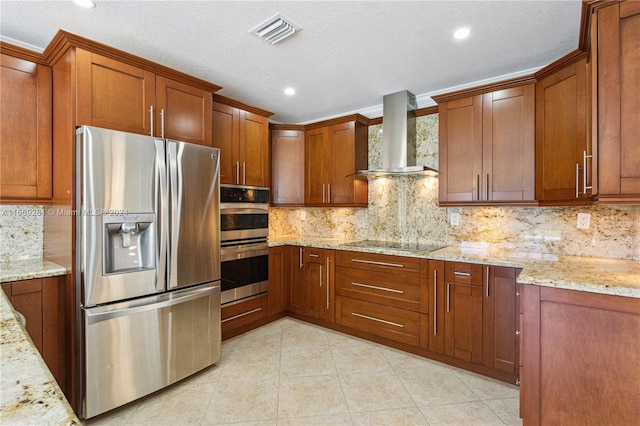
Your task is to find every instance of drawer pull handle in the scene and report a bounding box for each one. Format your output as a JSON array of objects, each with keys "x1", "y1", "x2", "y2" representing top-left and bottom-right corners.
[
  {"x1": 351, "y1": 259, "x2": 405, "y2": 268},
  {"x1": 352, "y1": 282, "x2": 404, "y2": 294},
  {"x1": 309, "y1": 253, "x2": 320, "y2": 258},
  {"x1": 222, "y1": 307, "x2": 262, "y2": 323},
  {"x1": 352, "y1": 312, "x2": 404, "y2": 328},
  {"x1": 453, "y1": 271, "x2": 472, "y2": 277}
]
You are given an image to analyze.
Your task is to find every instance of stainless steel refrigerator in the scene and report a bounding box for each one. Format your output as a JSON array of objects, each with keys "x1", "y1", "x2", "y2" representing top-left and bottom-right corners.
[{"x1": 75, "y1": 126, "x2": 221, "y2": 419}]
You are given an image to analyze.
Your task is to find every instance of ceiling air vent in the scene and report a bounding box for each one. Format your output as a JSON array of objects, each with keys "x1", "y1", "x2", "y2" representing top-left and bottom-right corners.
[{"x1": 249, "y1": 13, "x2": 301, "y2": 45}]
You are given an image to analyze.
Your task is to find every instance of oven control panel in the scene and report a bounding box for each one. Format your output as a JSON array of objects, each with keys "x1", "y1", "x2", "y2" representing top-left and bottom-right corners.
[{"x1": 221, "y1": 185, "x2": 269, "y2": 203}]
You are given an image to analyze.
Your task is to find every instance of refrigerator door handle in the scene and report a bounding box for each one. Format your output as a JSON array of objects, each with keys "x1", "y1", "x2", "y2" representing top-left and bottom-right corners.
[
  {"x1": 167, "y1": 142, "x2": 180, "y2": 289},
  {"x1": 86, "y1": 284, "x2": 218, "y2": 325},
  {"x1": 155, "y1": 139, "x2": 168, "y2": 292}
]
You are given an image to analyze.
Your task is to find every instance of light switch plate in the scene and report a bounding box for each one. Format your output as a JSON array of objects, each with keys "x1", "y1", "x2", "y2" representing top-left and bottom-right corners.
[
  {"x1": 577, "y1": 213, "x2": 590, "y2": 230},
  {"x1": 450, "y1": 212, "x2": 461, "y2": 226}
]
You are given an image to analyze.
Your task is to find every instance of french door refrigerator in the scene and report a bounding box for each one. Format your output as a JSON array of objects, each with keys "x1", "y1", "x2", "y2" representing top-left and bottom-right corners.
[{"x1": 75, "y1": 126, "x2": 221, "y2": 419}]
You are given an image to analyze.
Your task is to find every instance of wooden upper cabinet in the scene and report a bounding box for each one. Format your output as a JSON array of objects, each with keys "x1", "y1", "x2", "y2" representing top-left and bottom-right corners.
[
  {"x1": 212, "y1": 101, "x2": 239, "y2": 184},
  {"x1": 535, "y1": 56, "x2": 593, "y2": 204},
  {"x1": 271, "y1": 127, "x2": 305, "y2": 205},
  {"x1": 239, "y1": 111, "x2": 269, "y2": 187},
  {"x1": 76, "y1": 49, "x2": 154, "y2": 136},
  {"x1": 156, "y1": 76, "x2": 212, "y2": 146},
  {"x1": 304, "y1": 115, "x2": 368, "y2": 207},
  {"x1": 597, "y1": 1, "x2": 640, "y2": 203},
  {"x1": 0, "y1": 51, "x2": 52, "y2": 201},
  {"x1": 436, "y1": 82, "x2": 536, "y2": 206},
  {"x1": 305, "y1": 126, "x2": 329, "y2": 204},
  {"x1": 483, "y1": 85, "x2": 535, "y2": 202},
  {"x1": 212, "y1": 99, "x2": 271, "y2": 187},
  {"x1": 438, "y1": 95, "x2": 483, "y2": 203}
]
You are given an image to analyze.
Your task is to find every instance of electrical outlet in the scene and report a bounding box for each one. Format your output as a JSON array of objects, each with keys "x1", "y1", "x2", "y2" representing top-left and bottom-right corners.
[
  {"x1": 300, "y1": 210, "x2": 307, "y2": 220},
  {"x1": 450, "y1": 212, "x2": 461, "y2": 226},
  {"x1": 577, "y1": 213, "x2": 590, "y2": 230}
]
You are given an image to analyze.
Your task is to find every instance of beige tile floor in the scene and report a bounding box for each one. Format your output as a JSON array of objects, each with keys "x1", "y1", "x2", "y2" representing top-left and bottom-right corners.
[{"x1": 87, "y1": 317, "x2": 521, "y2": 426}]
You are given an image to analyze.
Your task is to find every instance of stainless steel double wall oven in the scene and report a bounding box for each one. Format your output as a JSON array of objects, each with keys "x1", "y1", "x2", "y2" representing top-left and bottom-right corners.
[{"x1": 220, "y1": 185, "x2": 269, "y2": 305}]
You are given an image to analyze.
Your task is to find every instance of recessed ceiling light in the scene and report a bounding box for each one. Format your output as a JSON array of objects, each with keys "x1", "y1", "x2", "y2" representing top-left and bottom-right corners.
[
  {"x1": 284, "y1": 87, "x2": 296, "y2": 96},
  {"x1": 72, "y1": 0, "x2": 96, "y2": 8},
  {"x1": 454, "y1": 27, "x2": 471, "y2": 40}
]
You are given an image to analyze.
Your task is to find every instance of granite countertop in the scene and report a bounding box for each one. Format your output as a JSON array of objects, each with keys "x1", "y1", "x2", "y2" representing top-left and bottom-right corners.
[
  {"x1": 0, "y1": 258, "x2": 67, "y2": 284},
  {"x1": 1, "y1": 290, "x2": 80, "y2": 425},
  {"x1": 269, "y1": 236, "x2": 640, "y2": 298}
]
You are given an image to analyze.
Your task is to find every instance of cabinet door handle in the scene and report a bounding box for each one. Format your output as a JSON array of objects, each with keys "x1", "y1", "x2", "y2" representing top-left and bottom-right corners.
[
  {"x1": 149, "y1": 105, "x2": 154, "y2": 137},
  {"x1": 221, "y1": 307, "x2": 262, "y2": 323},
  {"x1": 322, "y1": 184, "x2": 326, "y2": 203},
  {"x1": 453, "y1": 271, "x2": 471, "y2": 277},
  {"x1": 309, "y1": 253, "x2": 320, "y2": 258},
  {"x1": 476, "y1": 174, "x2": 480, "y2": 201},
  {"x1": 486, "y1": 174, "x2": 490, "y2": 201},
  {"x1": 446, "y1": 282, "x2": 450, "y2": 312},
  {"x1": 299, "y1": 247, "x2": 303, "y2": 269},
  {"x1": 575, "y1": 163, "x2": 580, "y2": 198},
  {"x1": 236, "y1": 161, "x2": 240, "y2": 185},
  {"x1": 352, "y1": 312, "x2": 404, "y2": 328},
  {"x1": 352, "y1": 282, "x2": 404, "y2": 294},
  {"x1": 583, "y1": 150, "x2": 593, "y2": 194},
  {"x1": 486, "y1": 266, "x2": 490, "y2": 298},
  {"x1": 351, "y1": 259, "x2": 404, "y2": 268},
  {"x1": 319, "y1": 264, "x2": 323, "y2": 286},
  {"x1": 433, "y1": 269, "x2": 437, "y2": 336},
  {"x1": 326, "y1": 257, "x2": 330, "y2": 310},
  {"x1": 160, "y1": 108, "x2": 165, "y2": 139},
  {"x1": 242, "y1": 161, "x2": 246, "y2": 185},
  {"x1": 327, "y1": 183, "x2": 331, "y2": 203}
]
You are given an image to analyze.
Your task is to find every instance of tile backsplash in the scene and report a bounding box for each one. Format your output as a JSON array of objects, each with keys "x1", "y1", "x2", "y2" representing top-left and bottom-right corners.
[
  {"x1": 0, "y1": 205, "x2": 44, "y2": 261},
  {"x1": 270, "y1": 114, "x2": 640, "y2": 261}
]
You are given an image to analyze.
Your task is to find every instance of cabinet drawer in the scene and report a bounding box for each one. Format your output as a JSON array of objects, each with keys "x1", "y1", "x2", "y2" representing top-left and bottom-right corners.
[
  {"x1": 221, "y1": 295, "x2": 267, "y2": 335},
  {"x1": 335, "y1": 266, "x2": 421, "y2": 312},
  {"x1": 304, "y1": 247, "x2": 326, "y2": 264},
  {"x1": 335, "y1": 250, "x2": 420, "y2": 276},
  {"x1": 335, "y1": 296, "x2": 426, "y2": 347},
  {"x1": 445, "y1": 262, "x2": 483, "y2": 286}
]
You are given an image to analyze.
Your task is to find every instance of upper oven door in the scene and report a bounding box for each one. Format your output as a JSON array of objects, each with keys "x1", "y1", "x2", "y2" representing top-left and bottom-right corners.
[{"x1": 220, "y1": 203, "x2": 268, "y2": 241}]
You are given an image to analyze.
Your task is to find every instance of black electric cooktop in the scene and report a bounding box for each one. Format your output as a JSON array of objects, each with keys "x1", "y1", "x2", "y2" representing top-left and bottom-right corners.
[{"x1": 341, "y1": 240, "x2": 443, "y2": 253}]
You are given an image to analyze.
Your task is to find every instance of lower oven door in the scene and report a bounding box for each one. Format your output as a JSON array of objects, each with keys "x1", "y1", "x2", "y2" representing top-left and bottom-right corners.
[{"x1": 221, "y1": 244, "x2": 269, "y2": 305}]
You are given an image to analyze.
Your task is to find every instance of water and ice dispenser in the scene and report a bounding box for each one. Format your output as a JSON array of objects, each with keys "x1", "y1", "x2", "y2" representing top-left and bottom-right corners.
[{"x1": 103, "y1": 214, "x2": 157, "y2": 274}]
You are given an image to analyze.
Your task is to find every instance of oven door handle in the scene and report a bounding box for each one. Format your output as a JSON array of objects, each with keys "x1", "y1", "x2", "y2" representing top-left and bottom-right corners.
[
  {"x1": 220, "y1": 206, "x2": 269, "y2": 214},
  {"x1": 221, "y1": 246, "x2": 269, "y2": 262}
]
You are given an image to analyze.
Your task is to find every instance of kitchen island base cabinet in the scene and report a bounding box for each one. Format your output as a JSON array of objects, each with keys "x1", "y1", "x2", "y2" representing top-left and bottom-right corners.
[
  {"x1": 520, "y1": 285, "x2": 640, "y2": 425},
  {"x1": 1, "y1": 277, "x2": 65, "y2": 387}
]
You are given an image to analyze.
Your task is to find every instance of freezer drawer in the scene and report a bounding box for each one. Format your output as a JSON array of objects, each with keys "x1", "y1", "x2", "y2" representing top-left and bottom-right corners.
[{"x1": 81, "y1": 282, "x2": 221, "y2": 419}]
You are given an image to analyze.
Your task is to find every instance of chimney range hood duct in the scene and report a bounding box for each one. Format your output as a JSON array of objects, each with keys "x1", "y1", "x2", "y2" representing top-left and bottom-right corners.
[{"x1": 355, "y1": 90, "x2": 438, "y2": 177}]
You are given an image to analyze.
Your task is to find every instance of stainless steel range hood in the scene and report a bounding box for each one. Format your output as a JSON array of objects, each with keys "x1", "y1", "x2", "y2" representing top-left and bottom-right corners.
[{"x1": 355, "y1": 90, "x2": 438, "y2": 177}]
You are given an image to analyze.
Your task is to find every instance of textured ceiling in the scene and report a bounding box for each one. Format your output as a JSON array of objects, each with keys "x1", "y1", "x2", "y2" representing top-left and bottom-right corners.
[{"x1": 0, "y1": 0, "x2": 582, "y2": 123}]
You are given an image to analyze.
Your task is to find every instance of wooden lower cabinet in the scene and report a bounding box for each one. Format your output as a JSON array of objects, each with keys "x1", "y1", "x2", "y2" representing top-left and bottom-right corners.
[
  {"x1": 221, "y1": 295, "x2": 267, "y2": 340},
  {"x1": 443, "y1": 262, "x2": 484, "y2": 364},
  {"x1": 335, "y1": 296, "x2": 426, "y2": 347},
  {"x1": 1, "y1": 277, "x2": 64, "y2": 386},
  {"x1": 482, "y1": 266, "x2": 519, "y2": 375},
  {"x1": 267, "y1": 246, "x2": 287, "y2": 316},
  {"x1": 521, "y1": 285, "x2": 640, "y2": 425},
  {"x1": 303, "y1": 248, "x2": 334, "y2": 323},
  {"x1": 288, "y1": 246, "x2": 306, "y2": 315}
]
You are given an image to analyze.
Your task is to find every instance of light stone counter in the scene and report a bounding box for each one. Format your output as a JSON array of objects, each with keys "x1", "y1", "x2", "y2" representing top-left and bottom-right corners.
[
  {"x1": 0, "y1": 258, "x2": 67, "y2": 284},
  {"x1": 1, "y1": 290, "x2": 80, "y2": 425},
  {"x1": 269, "y1": 237, "x2": 640, "y2": 298}
]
